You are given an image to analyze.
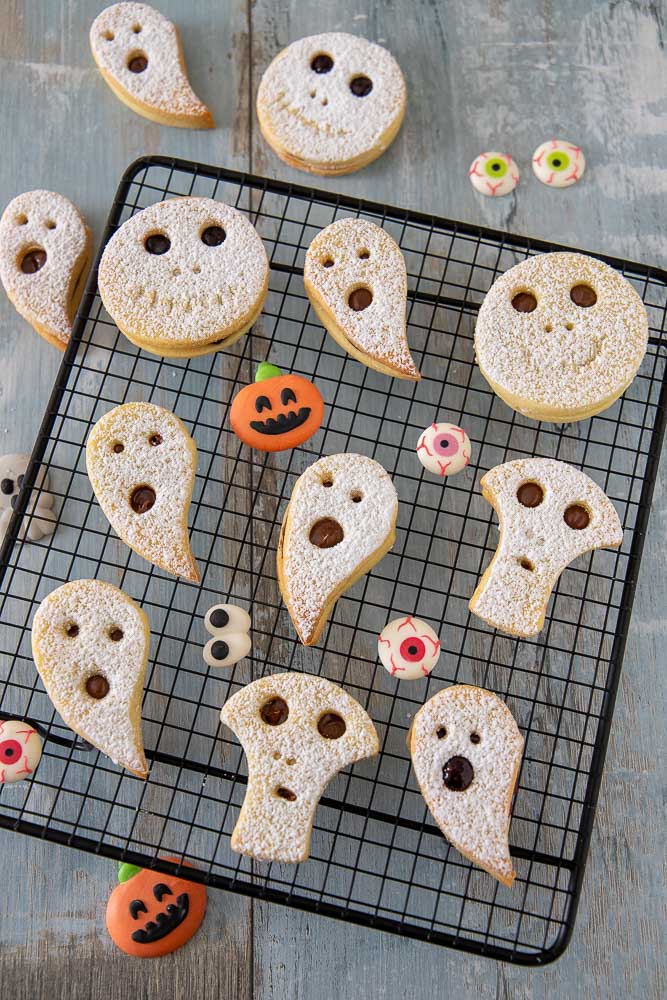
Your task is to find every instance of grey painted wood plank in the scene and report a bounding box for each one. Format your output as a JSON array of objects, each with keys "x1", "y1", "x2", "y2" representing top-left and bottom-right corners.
[{"x1": 0, "y1": 1, "x2": 664, "y2": 998}]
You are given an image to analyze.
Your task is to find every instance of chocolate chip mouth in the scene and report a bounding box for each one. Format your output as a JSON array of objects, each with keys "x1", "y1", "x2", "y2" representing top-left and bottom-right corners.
[
  {"x1": 131, "y1": 893, "x2": 189, "y2": 944},
  {"x1": 250, "y1": 407, "x2": 311, "y2": 436}
]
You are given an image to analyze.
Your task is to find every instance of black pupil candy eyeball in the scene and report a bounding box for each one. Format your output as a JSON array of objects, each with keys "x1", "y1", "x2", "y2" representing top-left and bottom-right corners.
[
  {"x1": 350, "y1": 75, "x2": 373, "y2": 97},
  {"x1": 433, "y1": 433, "x2": 457, "y2": 456},
  {"x1": 201, "y1": 225, "x2": 226, "y2": 246},
  {"x1": 1, "y1": 478, "x2": 14, "y2": 495},
  {"x1": 0, "y1": 739, "x2": 21, "y2": 764},
  {"x1": 400, "y1": 637, "x2": 425, "y2": 662},
  {"x1": 311, "y1": 54, "x2": 333, "y2": 73},
  {"x1": 209, "y1": 608, "x2": 229, "y2": 629},
  {"x1": 145, "y1": 233, "x2": 170, "y2": 255},
  {"x1": 211, "y1": 640, "x2": 229, "y2": 661}
]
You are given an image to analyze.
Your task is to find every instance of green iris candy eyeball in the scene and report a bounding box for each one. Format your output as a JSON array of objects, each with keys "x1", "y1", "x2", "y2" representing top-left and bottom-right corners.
[
  {"x1": 485, "y1": 157, "x2": 508, "y2": 178},
  {"x1": 547, "y1": 151, "x2": 570, "y2": 171}
]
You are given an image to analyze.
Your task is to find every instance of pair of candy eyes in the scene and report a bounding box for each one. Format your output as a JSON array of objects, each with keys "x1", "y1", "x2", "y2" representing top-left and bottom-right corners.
[
  {"x1": 64, "y1": 622, "x2": 124, "y2": 641},
  {"x1": 1, "y1": 474, "x2": 24, "y2": 496},
  {"x1": 143, "y1": 226, "x2": 227, "y2": 256},
  {"x1": 310, "y1": 54, "x2": 373, "y2": 97},
  {"x1": 111, "y1": 433, "x2": 162, "y2": 452},
  {"x1": 436, "y1": 727, "x2": 481, "y2": 744},
  {"x1": 511, "y1": 284, "x2": 597, "y2": 314},
  {"x1": 255, "y1": 388, "x2": 297, "y2": 413},
  {"x1": 259, "y1": 697, "x2": 347, "y2": 739},
  {"x1": 129, "y1": 883, "x2": 173, "y2": 919},
  {"x1": 321, "y1": 247, "x2": 371, "y2": 268}
]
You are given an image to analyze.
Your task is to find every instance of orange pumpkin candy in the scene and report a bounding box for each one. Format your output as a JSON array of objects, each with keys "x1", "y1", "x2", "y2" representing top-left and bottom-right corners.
[
  {"x1": 106, "y1": 858, "x2": 207, "y2": 958},
  {"x1": 230, "y1": 362, "x2": 324, "y2": 452}
]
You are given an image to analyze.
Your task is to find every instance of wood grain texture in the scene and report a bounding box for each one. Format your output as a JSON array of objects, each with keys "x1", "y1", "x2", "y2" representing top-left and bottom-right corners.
[{"x1": 0, "y1": 1, "x2": 665, "y2": 998}]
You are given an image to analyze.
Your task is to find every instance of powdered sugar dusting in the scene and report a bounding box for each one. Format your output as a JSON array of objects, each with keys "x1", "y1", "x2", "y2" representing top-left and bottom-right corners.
[
  {"x1": 31, "y1": 580, "x2": 148, "y2": 775},
  {"x1": 98, "y1": 197, "x2": 269, "y2": 350},
  {"x1": 257, "y1": 33, "x2": 406, "y2": 169},
  {"x1": 221, "y1": 672, "x2": 379, "y2": 862},
  {"x1": 470, "y1": 458, "x2": 623, "y2": 637},
  {"x1": 411, "y1": 685, "x2": 524, "y2": 885},
  {"x1": 90, "y1": 2, "x2": 211, "y2": 121},
  {"x1": 475, "y1": 252, "x2": 648, "y2": 413},
  {"x1": 304, "y1": 218, "x2": 419, "y2": 378},
  {"x1": 280, "y1": 453, "x2": 398, "y2": 645},
  {"x1": 0, "y1": 189, "x2": 90, "y2": 346},
  {"x1": 86, "y1": 402, "x2": 199, "y2": 581}
]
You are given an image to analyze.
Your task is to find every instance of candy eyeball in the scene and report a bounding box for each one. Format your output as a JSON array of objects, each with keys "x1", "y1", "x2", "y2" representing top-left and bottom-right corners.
[
  {"x1": 416, "y1": 422, "x2": 471, "y2": 477},
  {"x1": 532, "y1": 140, "x2": 585, "y2": 188},
  {"x1": 0, "y1": 719, "x2": 42, "y2": 783},
  {"x1": 468, "y1": 151, "x2": 519, "y2": 197},
  {"x1": 377, "y1": 616, "x2": 441, "y2": 680},
  {"x1": 204, "y1": 603, "x2": 251, "y2": 636},
  {"x1": 203, "y1": 602, "x2": 251, "y2": 668}
]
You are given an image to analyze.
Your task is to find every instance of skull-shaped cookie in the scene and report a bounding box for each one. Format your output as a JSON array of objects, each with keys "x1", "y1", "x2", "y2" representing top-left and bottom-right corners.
[
  {"x1": 475, "y1": 252, "x2": 648, "y2": 422},
  {"x1": 0, "y1": 190, "x2": 91, "y2": 350},
  {"x1": 86, "y1": 402, "x2": 200, "y2": 582},
  {"x1": 409, "y1": 685, "x2": 524, "y2": 886},
  {"x1": 98, "y1": 197, "x2": 269, "y2": 357},
  {"x1": 0, "y1": 719, "x2": 42, "y2": 784},
  {"x1": 220, "y1": 672, "x2": 379, "y2": 863},
  {"x1": 257, "y1": 32, "x2": 406, "y2": 175},
  {"x1": 31, "y1": 579, "x2": 150, "y2": 778},
  {"x1": 304, "y1": 218, "x2": 420, "y2": 380},
  {"x1": 90, "y1": 3, "x2": 214, "y2": 128},
  {"x1": 277, "y1": 453, "x2": 398, "y2": 646},
  {"x1": 469, "y1": 458, "x2": 623, "y2": 637},
  {"x1": 0, "y1": 454, "x2": 56, "y2": 542}
]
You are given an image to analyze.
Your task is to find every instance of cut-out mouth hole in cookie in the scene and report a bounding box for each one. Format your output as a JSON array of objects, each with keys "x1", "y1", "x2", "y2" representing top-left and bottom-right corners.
[
  {"x1": 20, "y1": 248, "x2": 47, "y2": 274},
  {"x1": 309, "y1": 517, "x2": 344, "y2": 548},
  {"x1": 442, "y1": 754, "x2": 474, "y2": 792},
  {"x1": 127, "y1": 51, "x2": 148, "y2": 73},
  {"x1": 130, "y1": 485, "x2": 156, "y2": 514}
]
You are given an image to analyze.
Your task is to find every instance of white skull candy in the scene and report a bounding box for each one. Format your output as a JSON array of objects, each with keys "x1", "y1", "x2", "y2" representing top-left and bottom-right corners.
[
  {"x1": 0, "y1": 719, "x2": 42, "y2": 783},
  {"x1": 0, "y1": 454, "x2": 56, "y2": 542}
]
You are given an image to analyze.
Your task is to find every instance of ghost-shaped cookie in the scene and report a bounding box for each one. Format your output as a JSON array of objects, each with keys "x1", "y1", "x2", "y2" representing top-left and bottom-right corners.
[
  {"x1": 98, "y1": 197, "x2": 269, "y2": 357},
  {"x1": 220, "y1": 672, "x2": 379, "y2": 863},
  {"x1": 469, "y1": 458, "x2": 623, "y2": 637},
  {"x1": 90, "y1": 3, "x2": 213, "y2": 128},
  {"x1": 0, "y1": 719, "x2": 42, "y2": 784},
  {"x1": 86, "y1": 402, "x2": 200, "y2": 582},
  {"x1": 0, "y1": 454, "x2": 56, "y2": 542},
  {"x1": 31, "y1": 579, "x2": 150, "y2": 778},
  {"x1": 475, "y1": 252, "x2": 648, "y2": 422},
  {"x1": 256, "y1": 32, "x2": 406, "y2": 175},
  {"x1": 304, "y1": 218, "x2": 420, "y2": 380},
  {"x1": 0, "y1": 190, "x2": 91, "y2": 350},
  {"x1": 277, "y1": 453, "x2": 398, "y2": 646},
  {"x1": 409, "y1": 684, "x2": 524, "y2": 886}
]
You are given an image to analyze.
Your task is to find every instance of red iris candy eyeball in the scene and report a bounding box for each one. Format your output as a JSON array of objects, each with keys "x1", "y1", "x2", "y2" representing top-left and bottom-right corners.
[
  {"x1": 0, "y1": 739, "x2": 22, "y2": 764},
  {"x1": 0, "y1": 719, "x2": 42, "y2": 784},
  {"x1": 378, "y1": 616, "x2": 441, "y2": 680},
  {"x1": 416, "y1": 422, "x2": 471, "y2": 477}
]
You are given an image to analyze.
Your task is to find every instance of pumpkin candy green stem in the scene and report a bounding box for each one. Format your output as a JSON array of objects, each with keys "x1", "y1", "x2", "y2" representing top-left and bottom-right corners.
[
  {"x1": 255, "y1": 362, "x2": 282, "y2": 383},
  {"x1": 117, "y1": 861, "x2": 143, "y2": 883}
]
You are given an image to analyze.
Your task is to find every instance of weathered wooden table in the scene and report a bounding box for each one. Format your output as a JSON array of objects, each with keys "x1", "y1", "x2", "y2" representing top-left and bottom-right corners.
[{"x1": 1, "y1": 2, "x2": 665, "y2": 997}]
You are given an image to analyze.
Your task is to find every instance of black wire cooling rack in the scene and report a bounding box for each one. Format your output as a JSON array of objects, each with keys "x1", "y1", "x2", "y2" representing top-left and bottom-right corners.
[{"x1": 0, "y1": 155, "x2": 665, "y2": 966}]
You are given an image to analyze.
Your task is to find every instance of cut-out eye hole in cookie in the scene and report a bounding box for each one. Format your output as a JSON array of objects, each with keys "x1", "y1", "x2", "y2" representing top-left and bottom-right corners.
[
  {"x1": 0, "y1": 719, "x2": 42, "y2": 784},
  {"x1": 469, "y1": 458, "x2": 623, "y2": 637},
  {"x1": 416, "y1": 422, "x2": 471, "y2": 477},
  {"x1": 230, "y1": 362, "x2": 325, "y2": 452},
  {"x1": 0, "y1": 190, "x2": 91, "y2": 350},
  {"x1": 409, "y1": 684, "x2": 524, "y2": 886},
  {"x1": 304, "y1": 218, "x2": 420, "y2": 380},
  {"x1": 0, "y1": 453, "x2": 56, "y2": 543},
  {"x1": 107, "y1": 857, "x2": 207, "y2": 958},
  {"x1": 90, "y1": 3, "x2": 214, "y2": 128},
  {"x1": 86, "y1": 402, "x2": 199, "y2": 582},
  {"x1": 475, "y1": 252, "x2": 648, "y2": 422},
  {"x1": 378, "y1": 616, "x2": 441, "y2": 680},
  {"x1": 532, "y1": 139, "x2": 585, "y2": 188},
  {"x1": 468, "y1": 151, "x2": 519, "y2": 197},
  {"x1": 277, "y1": 453, "x2": 398, "y2": 645},
  {"x1": 256, "y1": 32, "x2": 406, "y2": 176},
  {"x1": 220, "y1": 672, "x2": 379, "y2": 862},
  {"x1": 203, "y1": 603, "x2": 251, "y2": 668},
  {"x1": 31, "y1": 579, "x2": 150, "y2": 777},
  {"x1": 98, "y1": 197, "x2": 269, "y2": 358}
]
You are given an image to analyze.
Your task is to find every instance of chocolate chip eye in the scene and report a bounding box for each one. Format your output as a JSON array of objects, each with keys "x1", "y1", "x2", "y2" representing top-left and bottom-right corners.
[
  {"x1": 322, "y1": 257, "x2": 334, "y2": 268},
  {"x1": 317, "y1": 712, "x2": 346, "y2": 739},
  {"x1": 255, "y1": 395, "x2": 272, "y2": 414},
  {"x1": 108, "y1": 627, "x2": 123, "y2": 641},
  {"x1": 1, "y1": 478, "x2": 14, "y2": 495},
  {"x1": 112, "y1": 442, "x2": 124, "y2": 453},
  {"x1": 153, "y1": 883, "x2": 172, "y2": 902},
  {"x1": 144, "y1": 233, "x2": 170, "y2": 255},
  {"x1": 65, "y1": 622, "x2": 79, "y2": 638},
  {"x1": 436, "y1": 727, "x2": 447, "y2": 739},
  {"x1": 470, "y1": 732, "x2": 481, "y2": 744},
  {"x1": 276, "y1": 786, "x2": 297, "y2": 801},
  {"x1": 511, "y1": 291, "x2": 537, "y2": 312},
  {"x1": 564, "y1": 504, "x2": 590, "y2": 529},
  {"x1": 261, "y1": 697, "x2": 289, "y2": 725},
  {"x1": 148, "y1": 433, "x2": 162, "y2": 446},
  {"x1": 517, "y1": 481, "x2": 544, "y2": 508},
  {"x1": 129, "y1": 899, "x2": 147, "y2": 920},
  {"x1": 201, "y1": 225, "x2": 226, "y2": 246},
  {"x1": 570, "y1": 284, "x2": 597, "y2": 307},
  {"x1": 281, "y1": 387, "x2": 297, "y2": 406},
  {"x1": 350, "y1": 75, "x2": 373, "y2": 96},
  {"x1": 311, "y1": 53, "x2": 333, "y2": 73}
]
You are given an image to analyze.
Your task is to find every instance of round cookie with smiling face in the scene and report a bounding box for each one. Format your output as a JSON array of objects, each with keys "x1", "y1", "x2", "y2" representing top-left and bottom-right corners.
[
  {"x1": 474, "y1": 252, "x2": 648, "y2": 423},
  {"x1": 98, "y1": 197, "x2": 269, "y2": 358},
  {"x1": 256, "y1": 33, "x2": 406, "y2": 176}
]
